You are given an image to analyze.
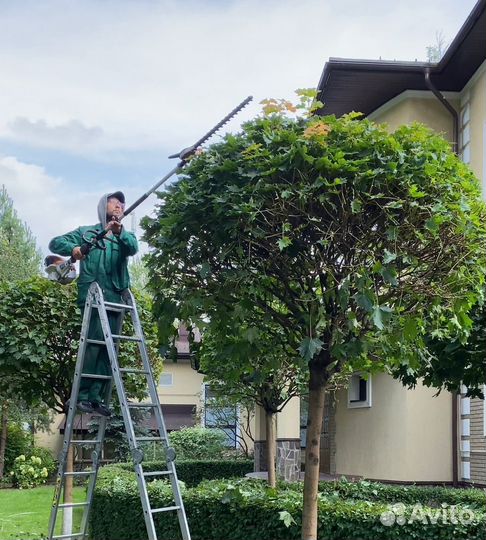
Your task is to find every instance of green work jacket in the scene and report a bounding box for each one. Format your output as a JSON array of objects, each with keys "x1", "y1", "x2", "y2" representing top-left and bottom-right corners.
[{"x1": 49, "y1": 224, "x2": 138, "y2": 306}]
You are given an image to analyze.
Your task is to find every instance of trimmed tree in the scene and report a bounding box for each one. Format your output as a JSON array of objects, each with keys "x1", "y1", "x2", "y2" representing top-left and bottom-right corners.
[
  {"x1": 197, "y1": 305, "x2": 307, "y2": 486},
  {"x1": 142, "y1": 94, "x2": 485, "y2": 540}
]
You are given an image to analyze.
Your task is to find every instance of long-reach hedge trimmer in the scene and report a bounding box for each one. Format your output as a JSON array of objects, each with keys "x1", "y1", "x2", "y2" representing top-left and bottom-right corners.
[{"x1": 45, "y1": 96, "x2": 253, "y2": 284}]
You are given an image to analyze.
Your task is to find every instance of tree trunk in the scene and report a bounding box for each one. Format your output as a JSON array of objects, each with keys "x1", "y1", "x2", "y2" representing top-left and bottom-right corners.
[
  {"x1": 301, "y1": 363, "x2": 327, "y2": 540},
  {"x1": 0, "y1": 401, "x2": 9, "y2": 478},
  {"x1": 62, "y1": 442, "x2": 74, "y2": 537},
  {"x1": 265, "y1": 411, "x2": 276, "y2": 488}
]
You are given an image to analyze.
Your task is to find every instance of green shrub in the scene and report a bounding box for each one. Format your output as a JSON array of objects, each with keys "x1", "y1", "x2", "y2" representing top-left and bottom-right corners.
[
  {"x1": 90, "y1": 471, "x2": 486, "y2": 540},
  {"x1": 31, "y1": 446, "x2": 57, "y2": 480},
  {"x1": 318, "y1": 478, "x2": 486, "y2": 509},
  {"x1": 168, "y1": 427, "x2": 227, "y2": 460},
  {"x1": 113, "y1": 459, "x2": 253, "y2": 487},
  {"x1": 4, "y1": 423, "x2": 32, "y2": 474},
  {"x1": 9, "y1": 453, "x2": 50, "y2": 488}
]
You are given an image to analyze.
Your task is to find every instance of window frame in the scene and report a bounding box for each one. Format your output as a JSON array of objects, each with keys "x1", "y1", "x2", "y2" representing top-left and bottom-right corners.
[{"x1": 347, "y1": 372, "x2": 372, "y2": 409}]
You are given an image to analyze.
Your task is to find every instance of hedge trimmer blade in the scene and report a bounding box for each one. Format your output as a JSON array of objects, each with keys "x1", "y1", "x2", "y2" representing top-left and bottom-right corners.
[{"x1": 168, "y1": 95, "x2": 253, "y2": 160}]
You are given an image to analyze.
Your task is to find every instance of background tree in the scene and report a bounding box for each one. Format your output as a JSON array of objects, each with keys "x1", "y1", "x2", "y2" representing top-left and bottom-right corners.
[
  {"x1": 0, "y1": 185, "x2": 42, "y2": 478},
  {"x1": 143, "y1": 93, "x2": 485, "y2": 540},
  {"x1": 0, "y1": 277, "x2": 162, "y2": 413},
  {"x1": 196, "y1": 304, "x2": 307, "y2": 486},
  {"x1": 0, "y1": 185, "x2": 41, "y2": 283},
  {"x1": 397, "y1": 297, "x2": 486, "y2": 398},
  {"x1": 426, "y1": 30, "x2": 448, "y2": 63}
]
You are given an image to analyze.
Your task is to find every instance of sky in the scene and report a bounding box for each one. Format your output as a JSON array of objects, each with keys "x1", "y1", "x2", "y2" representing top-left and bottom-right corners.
[{"x1": 0, "y1": 0, "x2": 478, "y2": 258}]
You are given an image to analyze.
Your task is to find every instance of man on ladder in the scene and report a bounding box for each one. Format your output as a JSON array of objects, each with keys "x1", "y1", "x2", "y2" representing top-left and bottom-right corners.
[
  {"x1": 49, "y1": 191, "x2": 138, "y2": 416},
  {"x1": 47, "y1": 191, "x2": 191, "y2": 540}
]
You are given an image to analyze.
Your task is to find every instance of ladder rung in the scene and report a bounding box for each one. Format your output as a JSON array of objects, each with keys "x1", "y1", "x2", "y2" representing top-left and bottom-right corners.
[
  {"x1": 128, "y1": 403, "x2": 157, "y2": 408},
  {"x1": 86, "y1": 339, "x2": 106, "y2": 345},
  {"x1": 151, "y1": 505, "x2": 180, "y2": 514},
  {"x1": 58, "y1": 502, "x2": 89, "y2": 508},
  {"x1": 71, "y1": 439, "x2": 102, "y2": 445},
  {"x1": 53, "y1": 533, "x2": 86, "y2": 539},
  {"x1": 136, "y1": 436, "x2": 164, "y2": 442},
  {"x1": 81, "y1": 373, "x2": 112, "y2": 380},
  {"x1": 119, "y1": 368, "x2": 150, "y2": 375},
  {"x1": 143, "y1": 470, "x2": 172, "y2": 477},
  {"x1": 103, "y1": 301, "x2": 134, "y2": 311},
  {"x1": 64, "y1": 470, "x2": 95, "y2": 477},
  {"x1": 112, "y1": 334, "x2": 142, "y2": 342}
]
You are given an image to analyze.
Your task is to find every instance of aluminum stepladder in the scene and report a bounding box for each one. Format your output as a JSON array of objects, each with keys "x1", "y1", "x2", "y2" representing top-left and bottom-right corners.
[{"x1": 48, "y1": 281, "x2": 191, "y2": 540}]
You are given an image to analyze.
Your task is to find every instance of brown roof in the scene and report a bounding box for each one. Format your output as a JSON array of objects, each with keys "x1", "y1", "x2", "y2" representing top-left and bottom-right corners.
[{"x1": 317, "y1": 0, "x2": 486, "y2": 117}]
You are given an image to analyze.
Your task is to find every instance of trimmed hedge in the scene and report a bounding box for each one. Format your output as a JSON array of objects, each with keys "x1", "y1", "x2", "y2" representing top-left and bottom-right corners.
[
  {"x1": 112, "y1": 459, "x2": 253, "y2": 487},
  {"x1": 318, "y1": 479, "x2": 486, "y2": 508},
  {"x1": 90, "y1": 469, "x2": 486, "y2": 540}
]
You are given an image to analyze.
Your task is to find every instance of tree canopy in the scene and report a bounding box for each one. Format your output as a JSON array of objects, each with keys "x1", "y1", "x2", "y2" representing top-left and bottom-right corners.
[
  {"x1": 0, "y1": 276, "x2": 163, "y2": 414},
  {"x1": 0, "y1": 185, "x2": 41, "y2": 283},
  {"x1": 142, "y1": 94, "x2": 486, "y2": 539}
]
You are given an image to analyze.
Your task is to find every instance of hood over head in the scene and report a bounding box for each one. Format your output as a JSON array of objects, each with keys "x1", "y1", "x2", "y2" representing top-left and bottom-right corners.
[{"x1": 97, "y1": 191, "x2": 125, "y2": 228}]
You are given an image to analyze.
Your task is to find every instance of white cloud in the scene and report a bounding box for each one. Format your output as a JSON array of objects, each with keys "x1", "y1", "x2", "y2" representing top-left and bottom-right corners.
[
  {"x1": 0, "y1": 156, "x2": 154, "y2": 257},
  {"x1": 7, "y1": 118, "x2": 103, "y2": 152},
  {"x1": 0, "y1": 0, "x2": 477, "y2": 158},
  {"x1": 0, "y1": 0, "x2": 478, "y2": 260}
]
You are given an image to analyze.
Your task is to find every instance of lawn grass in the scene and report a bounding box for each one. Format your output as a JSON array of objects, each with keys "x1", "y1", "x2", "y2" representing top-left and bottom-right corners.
[{"x1": 0, "y1": 485, "x2": 85, "y2": 540}]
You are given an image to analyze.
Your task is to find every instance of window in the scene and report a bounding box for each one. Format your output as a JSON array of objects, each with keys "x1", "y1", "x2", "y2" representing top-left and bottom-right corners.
[
  {"x1": 159, "y1": 373, "x2": 173, "y2": 387},
  {"x1": 204, "y1": 384, "x2": 237, "y2": 447},
  {"x1": 347, "y1": 373, "x2": 372, "y2": 408}
]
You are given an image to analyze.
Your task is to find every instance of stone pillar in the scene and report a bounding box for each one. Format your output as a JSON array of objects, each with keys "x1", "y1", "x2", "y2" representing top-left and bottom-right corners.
[
  {"x1": 253, "y1": 405, "x2": 267, "y2": 472},
  {"x1": 276, "y1": 396, "x2": 301, "y2": 482}
]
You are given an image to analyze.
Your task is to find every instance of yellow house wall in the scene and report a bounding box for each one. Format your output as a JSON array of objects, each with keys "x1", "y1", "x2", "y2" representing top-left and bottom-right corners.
[
  {"x1": 465, "y1": 63, "x2": 486, "y2": 188},
  {"x1": 334, "y1": 374, "x2": 453, "y2": 481},
  {"x1": 157, "y1": 361, "x2": 204, "y2": 409},
  {"x1": 371, "y1": 94, "x2": 459, "y2": 143}
]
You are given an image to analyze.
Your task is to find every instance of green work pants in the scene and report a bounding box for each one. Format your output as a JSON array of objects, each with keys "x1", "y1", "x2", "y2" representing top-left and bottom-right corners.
[{"x1": 78, "y1": 289, "x2": 122, "y2": 404}]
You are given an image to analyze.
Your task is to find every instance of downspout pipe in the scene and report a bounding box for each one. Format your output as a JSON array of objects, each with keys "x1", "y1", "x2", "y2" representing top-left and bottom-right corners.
[
  {"x1": 424, "y1": 68, "x2": 459, "y2": 154},
  {"x1": 424, "y1": 67, "x2": 460, "y2": 485}
]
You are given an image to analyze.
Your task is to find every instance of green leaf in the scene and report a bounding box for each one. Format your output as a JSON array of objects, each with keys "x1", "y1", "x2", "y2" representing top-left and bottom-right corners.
[
  {"x1": 279, "y1": 510, "x2": 296, "y2": 528},
  {"x1": 298, "y1": 337, "x2": 323, "y2": 361},
  {"x1": 356, "y1": 292, "x2": 374, "y2": 313},
  {"x1": 277, "y1": 236, "x2": 292, "y2": 251},
  {"x1": 199, "y1": 262, "x2": 211, "y2": 279},
  {"x1": 351, "y1": 200, "x2": 362, "y2": 213},
  {"x1": 372, "y1": 305, "x2": 393, "y2": 330},
  {"x1": 409, "y1": 184, "x2": 426, "y2": 199},
  {"x1": 383, "y1": 250, "x2": 397, "y2": 264},
  {"x1": 380, "y1": 266, "x2": 398, "y2": 286},
  {"x1": 372, "y1": 305, "x2": 384, "y2": 330}
]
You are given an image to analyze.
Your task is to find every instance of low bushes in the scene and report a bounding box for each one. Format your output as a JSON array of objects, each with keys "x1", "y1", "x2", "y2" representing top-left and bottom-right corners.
[
  {"x1": 90, "y1": 469, "x2": 486, "y2": 540},
  {"x1": 318, "y1": 478, "x2": 486, "y2": 508},
  {"x1": 168, "y1": 427, "x2": 228, "y2": 460},
  {"x1": 112, "y1": 459, "x2": 253, "y2": 487}
]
